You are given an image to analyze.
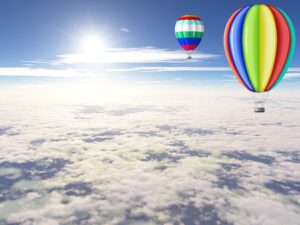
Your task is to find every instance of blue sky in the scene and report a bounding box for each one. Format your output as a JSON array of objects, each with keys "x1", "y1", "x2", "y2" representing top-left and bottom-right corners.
[{"x1": 0, "y1": 0, "x2": 299, "y2": 86}]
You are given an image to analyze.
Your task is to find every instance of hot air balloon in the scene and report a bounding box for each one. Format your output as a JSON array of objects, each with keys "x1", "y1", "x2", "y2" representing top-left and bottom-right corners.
[
  {"x1": 175, "y1": 15, "x2": 204, "y2": 59},
  {"x1": 224, "y1": 4, "x2": 296, "y2": 112}
]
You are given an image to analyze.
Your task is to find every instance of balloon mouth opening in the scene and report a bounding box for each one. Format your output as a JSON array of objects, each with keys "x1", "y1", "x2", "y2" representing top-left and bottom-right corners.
[{"x1": 254, "y1": 107, "x2": 265, "y2": 113}]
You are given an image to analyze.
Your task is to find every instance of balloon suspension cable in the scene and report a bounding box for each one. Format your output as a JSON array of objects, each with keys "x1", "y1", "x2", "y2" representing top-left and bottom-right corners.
[
  {"x1": 187, "y1": 51, "x2": 192, "y2": 59},
  {"x1": 249, "y1": 92, "x2": 267, "y2": 113},
  {"x1": 263, "y1": 92, "x2": 270, "y2": 103}
]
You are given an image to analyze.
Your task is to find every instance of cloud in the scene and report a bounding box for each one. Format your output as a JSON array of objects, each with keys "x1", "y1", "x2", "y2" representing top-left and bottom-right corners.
[
  {"x1": 0, "y1": 84, "x2": 300, "y2": 224},
  {"x1": 107, "y1": 66, "x2": 300, "y2": 79},
  {"x1": 120, "y1": 27, "x2": 130, "y2": 33},
  {"x1": 8, "y1": 52, "x2": 300, "y2": 81},
  {"x1": 223, "y1": 151, "x2": 275, "y2": 165},
  {"x1": 285, "y1": 73, "x2": 300, "y2": 78},
  {"x1": 265, "y1": 180, "x2": 300, "y2": 195},
  {"x1": 1, "y1": 65, "x2": 298, "y2": 79},
  {"x1": 0, "y1": 126, "x2": 13, "y2": 135},
  {"x1": 288, "y1": 68, "x2": 300, "y2": 72},
  {"x1": 108, "y1": 66, "x2": 231, "y2": 72},
  {"x1": 276, "y1": 68, "x2": 300, "y2": 78},
  {"x1": 0, "y1": 67, "x2": 102, "y2": 77},
  {"x1": 54, "y1": 47, "x2": 219, "y2": 64}
]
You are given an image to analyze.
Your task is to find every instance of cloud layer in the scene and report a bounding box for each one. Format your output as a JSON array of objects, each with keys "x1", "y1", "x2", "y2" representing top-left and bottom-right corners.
[{"x1": 0, "y1": 84, "x2": 300, "y2": 225}]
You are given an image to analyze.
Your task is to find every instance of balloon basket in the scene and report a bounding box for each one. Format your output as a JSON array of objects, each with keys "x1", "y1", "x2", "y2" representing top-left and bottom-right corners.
[
  {"x1": 254, "y1": 107, "x2": 265, "y2": 113},
  {"x1": 251, "y1": 92, "x2": 268, "y2": 113},
  {"x1": 187, "y1": 56, "x2": 192, "y2": 59}
]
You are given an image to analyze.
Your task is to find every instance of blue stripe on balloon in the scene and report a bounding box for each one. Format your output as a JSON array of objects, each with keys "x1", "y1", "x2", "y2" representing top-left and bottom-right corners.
[
  {"x1": 182, "y1": 38, "x2": 186, "y2": 46},
  {"x1": 193, "y1": 37, "x2": 196, "y2": 46},
  {"x1": 229, "y1": 6, "x2": 254, "y2": 91},
  {"x1": 196, "y1": 37, "x2": 202, "y2": 46},
  {"x1": 177, "y1": 38, "x2": 202, "y2": 46},
  {"x1": 177, "y1": 38, "x2": 183, "y2": 46}
]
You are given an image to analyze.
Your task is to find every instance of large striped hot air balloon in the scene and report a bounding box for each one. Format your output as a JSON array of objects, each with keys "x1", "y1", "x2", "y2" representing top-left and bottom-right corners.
[
  {"x1": 224, "y1": 4, "x2": 296, "y2": 112},
  {"x1": 175, "y1": 15, "x2": 204, "y2": 59}
]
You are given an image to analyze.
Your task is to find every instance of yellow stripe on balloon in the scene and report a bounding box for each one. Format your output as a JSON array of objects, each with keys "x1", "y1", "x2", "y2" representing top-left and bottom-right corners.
[{"x1": 259, "y1": 5, "x2": 277, "y2": 91}]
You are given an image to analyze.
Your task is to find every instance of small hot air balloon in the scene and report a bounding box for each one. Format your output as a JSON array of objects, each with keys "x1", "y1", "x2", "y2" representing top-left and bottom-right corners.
[
  {"x1": 175, "y1": 15, "x2": 204, "y2": 59},
  {"x1": 224, "y1": 4, "x2": 296, "y2": 112}
]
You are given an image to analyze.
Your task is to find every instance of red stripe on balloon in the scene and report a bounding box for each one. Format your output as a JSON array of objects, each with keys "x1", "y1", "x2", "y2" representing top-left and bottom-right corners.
[
  {"x1": 181, "y1": 44, "x2": 198, "y2": 50},
  {"x1": 178, "y1": 16, "x2": 201, "y2": 21},
  {"x1": 265, "y1": 5, "x2": 291, "y2": 91},
  {"x1": 224, "y1": 8, "x2": 251, "y2": 91}
]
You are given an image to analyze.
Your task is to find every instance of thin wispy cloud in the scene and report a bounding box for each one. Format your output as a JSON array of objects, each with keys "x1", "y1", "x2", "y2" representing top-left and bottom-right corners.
[
  {"x1": 0, "y1": 67, "x2": 102, "y2": 77},
  {"x1": 0, "y1": 65, "x2": 298, "y2": 79},
  {"x1": 106, "y1": 66, "x2": 300, "y2": 79},
  {"x1": 120, "y1": 27, "x2": 130, "y2": 33},
  {"x1": 286, "y1": 73, "x2": 300, "y2": 78},
  {"x1": 287, "y1": 68, "x2": 300, "y2": 72},
  {"x1": 107, "y1": 66, "x2": 231, "y2": 72},
  {"x1": 52, "y1": 47, "x2": 219, "y2": 64},
  {"x1": 285, "y1": 68, "x2": 300, "y2": 78}
]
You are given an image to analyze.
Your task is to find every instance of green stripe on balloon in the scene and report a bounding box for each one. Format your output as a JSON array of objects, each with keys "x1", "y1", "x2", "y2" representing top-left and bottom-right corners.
[
  {"x1": 271, "y1": 8, "x2": 296, "y2": 90},
  {"x1": 176, "y1": 32, "x2": 203, "y2": 38},
  {"x1": 243, "y1": 5, "x2": 260, "y2": 92}
]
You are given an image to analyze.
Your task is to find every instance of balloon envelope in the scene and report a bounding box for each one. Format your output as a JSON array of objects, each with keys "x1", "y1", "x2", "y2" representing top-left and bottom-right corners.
[
  {"x1": 224, "y1": 4, "x2": 296, "y2": 92},
  {"x1": 175, "y1": 15, "x2": 204, "y2": 51}
]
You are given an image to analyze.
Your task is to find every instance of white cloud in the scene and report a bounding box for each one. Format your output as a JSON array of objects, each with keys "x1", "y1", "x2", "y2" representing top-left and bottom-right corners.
[
  {"x1": 0, "y1": 67, "x2": 103, "y2": 77},
  {"x1": 54, "y1": 47, "x2": 219, "y2": 64},
  {"x1": 120, "y1": 27, "x2": 130, "y2": 33},
  {"x1": 0, "y1": 84, "x2": 300, "y2": 224},
  {"x1": 0, "y1": 65, "x2": 298, "y2": 79},
  {"x1": 107, "y1": 67, "x2": 300, "y2": 79},
  {"x1": 285, "y1": 73, "x2": 300, "y2": 78},
  {"x1": 283, "y1": 68, "x2": 300, "y2": 78},
  {"x1": 288, "y1": 67, "x2": 300, "y2": 72},
  {"x1": 108, "y1": 66, "x2": 231, "y2": 72}
]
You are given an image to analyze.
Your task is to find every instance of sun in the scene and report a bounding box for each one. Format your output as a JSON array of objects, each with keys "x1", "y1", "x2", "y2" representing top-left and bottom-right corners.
[{"x1": 80, "y1": 33, "x2": 106, "y2": 55}]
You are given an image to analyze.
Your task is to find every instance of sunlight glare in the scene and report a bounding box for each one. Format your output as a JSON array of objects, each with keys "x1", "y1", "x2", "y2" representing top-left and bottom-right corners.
[{"x1": 80, "y1": 33, "x2": 106, "y2": 55}]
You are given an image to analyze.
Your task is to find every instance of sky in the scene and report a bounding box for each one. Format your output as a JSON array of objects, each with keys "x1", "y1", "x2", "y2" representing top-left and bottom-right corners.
[{"x1": 0, "y1": 0, "x2": 299, "y2": 87}]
